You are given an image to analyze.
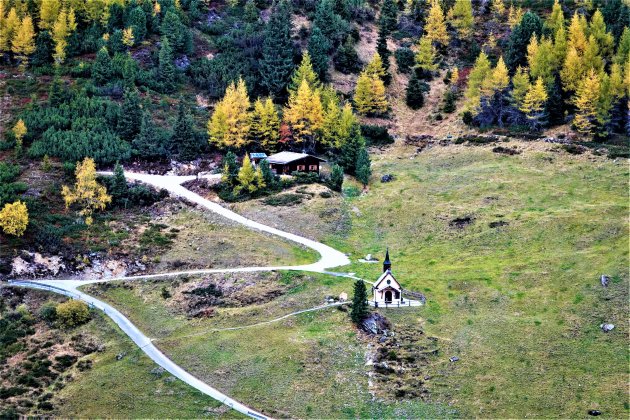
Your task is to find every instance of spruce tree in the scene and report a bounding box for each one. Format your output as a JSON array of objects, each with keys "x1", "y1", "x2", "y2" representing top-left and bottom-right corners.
[
  {"x1": 308, "y1": 26, "x2": 331, "y2": 81},
  {"x1": 92, "y1": 46, "x2": 112, "y2": 86},
  {"x1": 338, "y1": 123, "x2": 365, "y2": 174},
  {"x1": 133, "y1": 113, "x2": 169, "y2": 160},
  {"x1": 334, "y1": 36, "x2": 360, "y2": 74},
  {"x1": 379, "y1": 0, "x2": 398, "y2": 34},
  {"x1": 172, "y1": 102, "x2": 198, "y2": 161},
  {"x1": 127, "y1": 6, "x2": 147, "y2": 42},
  {"x1": 221, "y1": 152, "x2": 240, "y2": 187},
  {"x1": 355, "y1": 148, "x2": 371, "y2": 186},
  {"x1": 158, "y1": 37, "x2": 176, "y2": 93},
  {"x1": 259, "y1": 159, "x2": 278, "y2": 189},
  {"x1": 110, "y1": 162, "x2": 129, "y2": 203},
  {"x1": 260, "y1": 0, "x2": 295, "y2": 97},
  {"x1": 313, "y1": 0, "x2": 344, "y2": 47},
  {"x1": 350, "y1": 279, "x2": 369, "y2": 324},
  {"x1": 406, "y1": 71, "x2": 425, "y2": 110},
  {"x1": 289, "y1": 51, "x2": 321, "y2": 93},
  {"x1": 376, "y1": 24, "x2": 391, "y2": 84},
  {"x1": 118, "y1": 88, "x2": 142, "y2": 141},
  {"x1": 48, "y1": 72, "x2": 65, "y2": 106},
  {"x1": 32, "y1": 30, "x2": 54, "y2": 67},
  {"x1": 505, "y1": 11, "x2": 543, "y2": 70},
  {"x1": 328, "y1": 163, "x2": 344, "y2": 192}
]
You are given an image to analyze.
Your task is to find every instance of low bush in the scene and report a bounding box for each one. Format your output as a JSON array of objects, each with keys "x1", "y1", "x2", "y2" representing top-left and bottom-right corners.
[
  {"x1": 263, "y1": 193, "x2": 304, "y2": 206},
  {"x1": 55, "y1": 300, "x2": 90, "y2": 328},
  {"x1": 361, "y1": 125, "x2": 394, "y2": 146}
]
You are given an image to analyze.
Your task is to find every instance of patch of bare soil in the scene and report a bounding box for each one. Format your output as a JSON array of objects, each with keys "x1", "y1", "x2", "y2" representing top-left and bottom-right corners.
[{"x1": 362, "y1": 312, "x2": 441, "y2": 401}]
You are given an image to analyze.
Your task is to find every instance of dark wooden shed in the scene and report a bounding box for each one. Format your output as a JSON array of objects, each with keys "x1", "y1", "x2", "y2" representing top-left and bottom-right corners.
[{"x1": 266, "y1": 152, "x2": 326, "y2": 175}]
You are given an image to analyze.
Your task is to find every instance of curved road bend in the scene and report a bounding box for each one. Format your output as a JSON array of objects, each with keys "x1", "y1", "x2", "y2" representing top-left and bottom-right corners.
[{"x1": 9, "y1": 171, "x2": 352, "y2": 419}]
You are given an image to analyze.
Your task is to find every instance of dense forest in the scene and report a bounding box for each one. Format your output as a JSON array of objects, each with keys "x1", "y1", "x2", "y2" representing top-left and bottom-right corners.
[{"x1": 0, "y1": 0, "x2": 629, "y2": 241}]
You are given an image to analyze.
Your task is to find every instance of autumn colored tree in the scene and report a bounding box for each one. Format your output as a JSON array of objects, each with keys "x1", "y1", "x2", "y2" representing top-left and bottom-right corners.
[
  {"x1": 61, "y1": 158, "x2": 112, "y2": 226},
  {"x1": 505, "y1": 11, "x2": 543, "y2": 70},
  {"x1": 11, "y1": 15, "x2": 36, "y2": 68},
  {"x1": 249, "y1": 98, "x2": 280, "y2": 152},
  {"x1": 527, "y1": 35, "x2": 557, "y2": 86},
  {"x1": 39, "y1": 0, "x2": 61, "y2": 30},
  {"x1": 589, "y1": 9, "x2": 613, "y2": 58},
  {"x1": 208, "y1": 78, "x2": 251, "y2": 149},
  {"x1": 507, "y1": 4, "x2": 524, "y2": 28},
  {"x1": 1, "y1": 8, "x2": 20, "y2": 54},
  {"x1": 12, "y1": 119, "x2": 27, "y2": 153},
  {"x1": 56, "y1": 300, "x2": 90, "y2": 328},
  {"x1": 560, "y1": 46, "x2": 585, "y2": 92},
  {"x1": 482, "y1": 56, "x2": 510, "y2": 95},
  {"x1": 572, "y1": 69, "x2": 602, "y2": 136},
  {"x1": 122, "y1": 27, "x2": 135, "y2": 47},
  {"x1": 425, "y1": 0, "x2": 449, "y2": 47},
  {"x1": 283, "y1": 79, "x2": 324, "y2": 147},
  {"x1": 568, "y1": 12, "x2": 588, "y2": 53},
  {"x1": 415, "y1": 36, "x2": 438, "y2": 73},
  {"x1": 511, "y1": 66, "x2": 530, "y2": 108},
  {"x1": 365, "y1": 53, "x2": 387, "y2": 81},
  {"x1": 464, "y1": 51, "x2": 492, "y2": 112},
  {"x1": 545, "y1": 0, "x2": 565, "y2": 36},
  {"x1": 520, "y1": 77, "x2": 548, "y2": 128},
  {"x1": 322, "y1": 102, "x2": 356, "y2": 148},
  {"x1": 52, "y1": 8, "x2": 77, "y2": 64},
  {"x1": 235, "y1": 154, "x2": 265, "y2": 194},
  {"x1": 289, "y1": 51, "x2": 321, "y2": 93},
  {"x1": 491, "y1": 0, "x2": 506, "y2": 18},
  {"x1": 0, "y1": 200, "x2": 28, "y2": 237},
  {"x1": 448, "y1": 0, "x2": 473, "y2": 38},
  {"x1": 354, "y1": 69, "x2": 388, "y2": 116}
]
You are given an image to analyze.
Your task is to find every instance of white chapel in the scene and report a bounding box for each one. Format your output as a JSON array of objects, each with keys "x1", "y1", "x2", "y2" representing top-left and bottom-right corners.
[{"x1": 372, "y1": 249, "x2": 403, "y2": 306}]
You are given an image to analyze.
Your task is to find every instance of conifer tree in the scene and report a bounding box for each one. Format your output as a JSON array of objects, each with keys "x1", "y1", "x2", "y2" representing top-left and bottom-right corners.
[
  {"x1": 491, "y1": 0, "x2": 506, "y2": 18},
  {"x1": 32, "y1": 30, "x2": 54, "y2": 67},
  {"x1": 613, "y1": 28, "x2": 630, "y2": 65},
  {"x1": 328, "y1": 163, "x2": 344, "y2": 192},
  {"x1": 308, "y1": 26, "x2": 331, "y2": 81},
  {"x1": 568, "y1": 12, "x2": 587, "y2": 53},
  {"x1": 350, "y1": 279, "x2": 369, "y2": 324},
  {"x1": 376, "y1": 24, "x2": 391, "y2": 84},
  {"x1": 283, "y1": 79, "x2": 324, "y2": 147},
  {"x1": 208, "y1": 78, "x2": 251, "y2": 149},
  {"x1": 259, "y1": 159, "x2": 277, "y2": 189},
  {"x1": 0, "y1": 200, "x2": 29, "y2": 237},
  {"x1": 133, "y1": 113, "x2": 169, "y2": 160},
  {"x1": 464, "y1": 51, "x2": 492, "y2": 112},
  {"x1": 507, "y1": 4, "x2": 524, "y2": 28},
  {"x1": 62, "y1": 158, "x2": 111, "y2": 226},
  {"x1": 505, "y1": 11, "x2": 543, "y2": 70},
  {"x1": 425, "y1": 0, "x2": 449, "y2": 47},
  {"x1": 127, "y1": 6, "x2": 147, "y2": 42},
  {"x1": 583, "y1": 35, "x2": 604, "y2": 73},
  {"x1": 122, "y1": 27, "x2": 135, "y2": 47},
  {"x1": 520, "y1": 77, "x2": 548, "y2": 127},
  {"x1": 289, "y1": 51, "x2": 321, "y2": 93},
  {"x1": 322, "y1": 102, "x2": 356, "y2": 148},
  {"x1": 221, "y1": 152, "x2": 239, "y2": 187},
  {"x1": 338, "y1": 123, "x2": 365, "y2": 174},
  {"x1": 12, "y1": 15, "x2": 35, "y2": 68},
  {"x1": 415, "y1": 36, "x2": 438, "y2": 73},
  {"x1": 93, "y1": 46, "x2": 112, "y2": 86},
  {"x1": 158, "y1": 37, "x2": 176, "y2": 92},
  {"x1": 355, "y1": 148, "x2": 371, "y2": 186},
  {"x1": 39, "y1": 0, "x2": 61, "y2": 30},
  {"x1": 511, "y1": 66, "x2": 530, "y2": 108},
  {"x1": 483, "y1": 56, "x2": 510, "y2": 95},
  {"x1": 173, "y1": 101, "x2": 198, "y2": 161},
  {"x1": 334, "y1": 36, "x2": 360, "y2": 74},
  {"x1": 560, "y1": 46, "x2": 585, "y2": 92},
  {"x1": 13, "y1": 119, "x2": 26, "y2": 154},
  {"x1": 110, "y1": 162, "x2": 129, "y2": 201},
  {"x1": 448, "y1": 0, "x2": 473, "y2": 38},
  {"x1": 249, "y1": 98, "x2": 280, "y2": 152},
  {"x1": 406, "y1": 71, "x2": 425, "y2": 109},
  {"x1": 118, "y1": 88, "x2": 142, "y2": 141},
  {"x1": 553, "y1": 25, "x2": 568, "y2": 65},
  {"x1": 52, "y1": 8, "x2": 76, "y2": 64},
  {"x1": 527, "y1": 35, "x2": 557, "y2": 86},
  {"x1": 545, "y1": 0, "x2": 565, "y2": 36},
  {"x1": 235, "y1": 154, "x2": 265, "y2": 194},
  {"x1": 1, "y1": 8, "x2": 20, "y2": 53},
  {"x1": 379, "y1": 0, "x2": 398, "y2": 34},
  {"x1": 354, "y1": 68, "x2": 388, "y2": 116},
  {"x1": 260, "y1": 0, "x2": 294, "y2": 97},
  {"x1": 572, "y1": 69, "x2": 601, "y2": 136},
  {"x1": 589, "y1": 9, "x2": 613, "y2": 58}
]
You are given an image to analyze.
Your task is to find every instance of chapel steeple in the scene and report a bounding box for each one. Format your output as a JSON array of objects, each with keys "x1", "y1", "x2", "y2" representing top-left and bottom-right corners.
[{"x1": 383, "y1": 248, "x2": 391, "y2": 272}]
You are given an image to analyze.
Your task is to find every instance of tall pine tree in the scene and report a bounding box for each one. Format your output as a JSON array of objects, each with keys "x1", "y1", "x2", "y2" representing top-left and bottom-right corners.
[{"x1": 260, "y1": 0, "x2": 294, "y2": 98}]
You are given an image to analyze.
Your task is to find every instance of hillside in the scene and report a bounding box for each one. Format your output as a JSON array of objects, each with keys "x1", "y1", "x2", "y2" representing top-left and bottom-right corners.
[{"x1": 0, "y1": 0, "x2": 628, "y2": 418}]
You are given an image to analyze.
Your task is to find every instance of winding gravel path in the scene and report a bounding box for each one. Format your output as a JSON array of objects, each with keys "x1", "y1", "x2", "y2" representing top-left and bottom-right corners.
[{"x1": 9, "y1": 171, "x2": 352, "y2": 419}]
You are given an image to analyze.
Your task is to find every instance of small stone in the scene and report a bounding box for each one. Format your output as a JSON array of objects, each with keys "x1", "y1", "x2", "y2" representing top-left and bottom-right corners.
[
  {"x1": 600, "y1": 275, "x2": 610, "y2": 287},
  {"x1": 600, "y1": 323, "x2": 614, "y2": 332},
  {"x1": 588, "y1": 410, "x2": 602, "y2": 416},
  {"x1": 381, "y1": 174, "x2": 394, "y2": 183},
  {"x1": 449, "y1": 356, "x2": 460, "y2": 362},
  {"x1": 115, "y1": 352, "x2": 127, "y2": 361}
]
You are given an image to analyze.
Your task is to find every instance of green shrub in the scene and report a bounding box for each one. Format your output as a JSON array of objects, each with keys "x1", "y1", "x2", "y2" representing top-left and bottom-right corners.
[
  {"x1": 38, "y1": 302, "x2": 57, "y2": 325},
  {"x1": 263, "y1": 193, "x2": 304, "y2": 206},
  {"x1": 394, "y1": 47, "x2": 415, "y2": 73},
  {"x1": 361, "y1": 125, "x2": 394, "y2": 146},
  {"x1": 55, "y1": 300, "x2": 90, "y2": 328},
  {"x1": 291, "y1": 171, "x2": 321, "y2": 184}
]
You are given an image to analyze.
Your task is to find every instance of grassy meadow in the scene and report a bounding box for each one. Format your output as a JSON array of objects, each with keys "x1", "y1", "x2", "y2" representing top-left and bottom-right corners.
[{"x1": 77, "y1": 141, "x2": 627, "y2": 418}]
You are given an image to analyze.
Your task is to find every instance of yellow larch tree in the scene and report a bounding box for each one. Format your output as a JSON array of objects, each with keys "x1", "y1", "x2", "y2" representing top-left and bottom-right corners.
[
  {"x1": 520, "y1": 77, "x2": 548, "y2": 121},
  {"x1": 52, "y1": 8, "x2": 77, "y2": 64},
  {"x1": 365, "y1": 53, "x2": 387, "y2": 81},
  {"x1": 12, "y1": 119, "x2": 27, "y2": 152},
  {"x1": 507, "y1": 3, "x2": 524, "y2": 28},
  {"x1": 572, "y1": 69, "x2": 601, "y2": 136},
  {"x1": 482, "y1": 56, "x2": 509, "y2": 95},
  {"x1": 354, "y1": 69, "x2": 388, "y2": 116},
  {"x1": 527, "y1": 35, "x2": 557, "y2": 86},
  {"x1": 425, "y1": 0, "x2": 449, "y2": 46},
  {"x1": 39, "y1": 0, "x2": 61, "y2": 30},
  {"x1": 583, "y1": 35, "x2": 604, "y2": 73},
  {"x1": 545, "y1": 0, "x2": 565, "y2": 35},
  {"x1": 588, "y1": 9, "x2": 614, "y2": 58},
  {"x1": 0, "y1": 201, "x2": 29, "y2": 237},
  {"x1": 568, "y1": 12, "x2": 588, "y2": 53},
  {"x1": 61, "y1": 158, "x2": 111, "y2": 226},
  {"x1": 560, "y1": 47, "x2": 585, "y2": 92},
  {"x1": 289, "y1": 51, "x2": 320, "y2": 93},
  {"x1": 208, "y1": 78, "x2": 251, "y2": 149},
  {"x1": 511, "y1": 66, "x2": 530, "y2": 108},
  {"x1": 1, "y1": 8, "x2": 20, "y2": 53},
  {"x1": 11, "y1": 14, "x2": 36, "y2": 68},
  {"x1": 448, "y1": 0, "x2": 473, "y2": 38},
  {"x1": 415, "y1": 36, "x2": 438, "y2": 72},
  {"x1": 122, "y1": 27, "x2": 134, "y2": 47},
  {"x1": 464, "y1": 51, "x2": 492, "y2": 112},
  {"x1": 235, "y1": 154, "x2": 264, "y2": 194},
  {"x1": 491, "y1": 0, "x2": 505, "y2": 18},
  {"x1": 249, "y1": 98, "x2": 280, "y2": 152},
  {"x1": 283, "y1": 79, "x2": 324, "y2": 144}
]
